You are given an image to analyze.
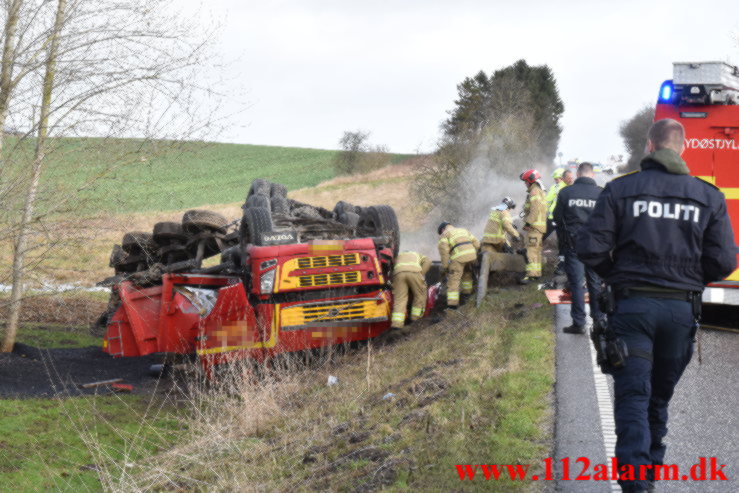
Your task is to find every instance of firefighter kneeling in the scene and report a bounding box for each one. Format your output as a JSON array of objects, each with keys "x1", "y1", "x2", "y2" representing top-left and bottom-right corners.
[
  {"x1": 482, "y1": 197, "x2": 519, "y2": 253},
  {"x1": 438, "y1": 222, "x2": 479, "y2": 307},
  {"x1": 390, "y1": 251, "x2": 431, "y2": 329}
]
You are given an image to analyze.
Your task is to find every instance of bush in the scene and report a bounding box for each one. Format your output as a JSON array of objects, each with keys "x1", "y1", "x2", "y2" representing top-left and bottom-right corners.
[{"x1": 333, "y1": 131, "x2": 391, "y2": 175}]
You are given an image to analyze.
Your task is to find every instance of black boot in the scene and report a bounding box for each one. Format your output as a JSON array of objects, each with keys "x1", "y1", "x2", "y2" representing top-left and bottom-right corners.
[{"x1": 563, "y1": 324, "x2": 585, "y2": 334}]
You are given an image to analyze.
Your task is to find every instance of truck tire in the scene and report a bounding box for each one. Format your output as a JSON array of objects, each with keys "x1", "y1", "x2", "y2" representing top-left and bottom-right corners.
[
  {"x1": 240, "y1": 206, "x2": 273, "y2": 247},
  {"x1": 246, "y1": 193, "x2": 271, "y2": 211},
  {"x1": 270, "y1": 182, "x2": 288, "y2": 198},
  {"x1": 338, "y1": 211, "x2": 360, "y2": 227},
  {"x1": 153, "y1": 222, "x2": 186, "y2": 243},
  {"x1": 248, "y1": 178, "x2": 271, "y2": 197},
  {"x1": 333, "y1": 200, "x2": 357, "y2": 217},
  {"x1": 121, "y1": 232, "x2": 156, "y2": 254},
  {"x1": 109, "y1": 244, "x2": 127, "y2": 268},
  {"x1": 182, "y1": 209, "x2": 228, "y2": 233},
  {"x1": 359, "y1": 205, "x2": 400, "y2": 257},
  {"x1": 271, "y1": 196, "x2": 289, "y2": 215}
]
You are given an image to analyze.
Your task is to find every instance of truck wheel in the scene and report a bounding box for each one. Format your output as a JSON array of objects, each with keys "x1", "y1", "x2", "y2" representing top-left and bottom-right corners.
[
  {"x1": 333, "y1": 200, "x2": 357, "y2": 217},
  {"x1": 182, "y1": 209, "x2": 228, "y2": 233},
  {"x1": 270, "y1": 182, "x2": 288, "y2": 198},
  {"x1": 153, "y1": 222, "x2": 186, "y2": 243},
  {"x1": 271, "y1": 196, "x2": 289, "y2": 215},
  {"x1": 245, "y1": 193, "x2": 271, "y2": 212},
  {"x1": 248, "y1": 178, "x2": 271, "y2": 197},
  {"x1": 121, "y1": 232, "x2": 156, "y2": 254},
  {"x1": 359, "y1": 205, "x2": 400, "y2": 257},
  {"x1": 476, "y1": 252, "x2": 491, "y2": 308},
  {"x1": 338, "y1": 211, "x2": 360, "y2": 227},
  {"x1": 109, "y1": 244, "x2": 127, "y2": 268},
  {"x1": 240, "y1": 206, "x2": 273, "y2": 247}
]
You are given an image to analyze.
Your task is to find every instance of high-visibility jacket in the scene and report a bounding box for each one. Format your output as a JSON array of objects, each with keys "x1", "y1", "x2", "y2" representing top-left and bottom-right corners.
[
  {"x1": 482, "y1": 208, "x2": 520, "y2": 246},
  {"x1": 546, "y1": 180, "x2": 567, "y2": 219},
  {"x1": 524, "y1": 182, "x2": 548, "y2": 234},
  {"x1": 438, "y1": 226, "x2": 479, "y2": 266},
  {"x1": 393, "y1": 251, "x2": 432, "y2": 275}
]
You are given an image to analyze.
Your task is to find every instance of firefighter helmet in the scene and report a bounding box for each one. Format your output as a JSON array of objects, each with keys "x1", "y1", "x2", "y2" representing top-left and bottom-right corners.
[
  {"x1": 502, "y1": 197, "x2": 516, "y2": 210},
  {"x1": 520, "y1": 169, "x2": 541, "y2": 186},
  {"x1": 552, "y1": 168, "x2": 565, "y2": 180},
  {"x1": 437, "y1": 221, "x2": 450, "y2": 235}
]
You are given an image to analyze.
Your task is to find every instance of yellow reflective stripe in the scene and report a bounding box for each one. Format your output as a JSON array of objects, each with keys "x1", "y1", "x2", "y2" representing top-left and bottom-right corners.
[
  {"x1": 461, "y1": 282, "x2": 473, "y2": 289},
  {"x1": 447, "y1": 291, "x2": 459, "y2": 299},
  {"x1": 391, "y1": 312, "x2": 405, "y2": 321},
  {"x1": 411, "y1": 307, "x2": 423, "y2": 317},
  {"x1": 530, "y1": 195, "x2": 542, "y2": 201},
  {"x1": 483, "y1": 233, "x2": 505, "y2": 239}
]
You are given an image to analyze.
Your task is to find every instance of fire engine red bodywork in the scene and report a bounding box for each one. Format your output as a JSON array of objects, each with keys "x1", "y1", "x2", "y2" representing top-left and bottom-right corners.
[
  {"x1": 654, "y1": 101, "x2": 739, "y2": 287},
  {"x1": 103, "y1": 238, "x2": 436, "y2": 372}
]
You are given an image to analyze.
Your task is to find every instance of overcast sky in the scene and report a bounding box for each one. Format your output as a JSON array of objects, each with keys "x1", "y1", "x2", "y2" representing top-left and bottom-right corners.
[{"x1": 190, "y1": 0, "x2": 739, "y2": 163}]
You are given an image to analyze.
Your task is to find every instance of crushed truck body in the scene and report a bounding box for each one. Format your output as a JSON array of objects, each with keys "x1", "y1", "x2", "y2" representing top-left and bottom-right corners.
[{"x1": 97, "y1": 179, "x2": 438, "y2": 373}]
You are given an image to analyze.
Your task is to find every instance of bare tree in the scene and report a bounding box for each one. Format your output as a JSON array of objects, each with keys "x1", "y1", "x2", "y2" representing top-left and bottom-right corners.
[{"x1": 1, "y1": 0, "x2": 222, "y2": 351}]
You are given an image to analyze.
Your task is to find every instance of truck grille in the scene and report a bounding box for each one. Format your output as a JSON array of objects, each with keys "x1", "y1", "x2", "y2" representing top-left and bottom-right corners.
[
  {"x1": 280, "y1": 297, "x2": 389, "y2": 330},
  {"x1": 296, "y1": 254, "x2": 359, "y2": 269},
  {"x1": 298, "y1": 271, "x2": 361, "y2": 287}
]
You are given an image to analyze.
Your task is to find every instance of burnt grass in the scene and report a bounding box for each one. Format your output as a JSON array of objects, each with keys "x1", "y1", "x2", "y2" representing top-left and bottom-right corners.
[{"x1": 0, "y1": 343, "x2": 170, "y2": 399}]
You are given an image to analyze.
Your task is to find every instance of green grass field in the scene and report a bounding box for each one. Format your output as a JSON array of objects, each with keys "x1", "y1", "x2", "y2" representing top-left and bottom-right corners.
[{"x1": 2, "y1": 137, "x2": 411, "y2": 215}]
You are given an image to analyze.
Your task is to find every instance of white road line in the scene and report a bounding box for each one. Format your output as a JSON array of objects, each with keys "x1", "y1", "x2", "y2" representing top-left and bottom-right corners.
[{"x1": 588, "y1": 336, "x2": 621, "y2": 492}]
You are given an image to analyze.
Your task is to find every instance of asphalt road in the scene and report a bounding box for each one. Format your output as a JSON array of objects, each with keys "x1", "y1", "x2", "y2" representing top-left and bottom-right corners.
[{"x1": 553, "y1": 303, "x2": 738, "y2": 492}]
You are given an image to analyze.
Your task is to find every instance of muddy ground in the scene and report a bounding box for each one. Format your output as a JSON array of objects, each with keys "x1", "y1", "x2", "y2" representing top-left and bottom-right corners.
[{"x1": 0, "y1": 343, "x2": 172, "y2": 398}]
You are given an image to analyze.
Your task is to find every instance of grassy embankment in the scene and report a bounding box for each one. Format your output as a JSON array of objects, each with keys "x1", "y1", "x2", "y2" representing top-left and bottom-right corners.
[
  {"x1": 1, "y1": 139, "x2": 413, "y2": 286},
  {"x1": 100, "y1": 286, "x2": 554, "y2": 491}
]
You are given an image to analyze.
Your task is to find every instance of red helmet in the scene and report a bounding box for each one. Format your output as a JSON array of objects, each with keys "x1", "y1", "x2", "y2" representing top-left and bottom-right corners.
[{"x1": 520, "y1": 169, "x2": 541, "y2": 186}]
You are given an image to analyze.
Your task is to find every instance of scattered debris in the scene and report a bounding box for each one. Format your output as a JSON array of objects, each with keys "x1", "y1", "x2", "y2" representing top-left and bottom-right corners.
[
  {"x1": 327, "y1": 375, "x2": 339, "y2": 386},
  {"x1": 382, "y1": 392, "x2": 396, "y2": 400},
  {"x1": 79, "y1": 378, "x2": 123, "y2": 389},
  {"x1": 111, "y1": 383, "x2": 133, "y2": 392}
]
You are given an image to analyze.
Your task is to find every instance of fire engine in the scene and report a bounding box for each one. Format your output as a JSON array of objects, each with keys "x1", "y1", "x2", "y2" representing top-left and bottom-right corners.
[
  {"x1": 655, "y1": 61, "x2": 739, "y2": 305},
  {"x1": 99, "y1": 181, "x2": 439, "y2": 374}
]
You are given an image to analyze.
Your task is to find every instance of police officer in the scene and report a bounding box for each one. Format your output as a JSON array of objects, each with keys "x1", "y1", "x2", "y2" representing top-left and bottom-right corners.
[
  {"x1": 391, "y1": 251, "x2": 431, "y2": 329},
  {"x1": 481, "y1": 197, "x2": 519, "y2": 253},
  {"x1": 576, "y1": 119, "x2": 736, "y2": 493},
  {"x1": 554, "y1": 162, "x2": 604, "y2": 334},
  {"x1": 438, "y1": 222, "x2": 479, "y2": 308}
]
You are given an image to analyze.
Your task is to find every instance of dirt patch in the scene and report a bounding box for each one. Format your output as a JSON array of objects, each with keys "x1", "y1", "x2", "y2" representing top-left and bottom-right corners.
[
  {"x1": 0, "y1": 295, "x2": 106, "y2": 326},
  {"x1": 0, "y1": 343, "x2": 170, "y2": 398}
]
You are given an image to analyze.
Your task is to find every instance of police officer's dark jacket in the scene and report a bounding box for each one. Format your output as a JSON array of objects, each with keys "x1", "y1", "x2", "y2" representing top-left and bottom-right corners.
[
  {"x1": 576, "y1": 149, "x2": 737, "y2": 291},
  {"x1": 553, "y1": 176, "x2": 602, "y2": 249}
]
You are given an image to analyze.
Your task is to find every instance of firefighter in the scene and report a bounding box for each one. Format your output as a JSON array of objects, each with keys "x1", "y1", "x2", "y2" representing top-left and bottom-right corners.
[
  {"x1": 577, "y1": 119, "x2": 736, "y2": 492},
  {"x1": 553, "y1": 162, "x2": 603, "y2": 334},
  {"x1": 543, "y1": 168, "x2": 568, "y2": 241},
  {"x1": 391, "y1": 251, "x2": 431, "y2": 329},
  {"x1": 437, "y1": 222, "x2": 479, "y2": 308},
  {"x1": 481, "y1": 197, "x2": 519, "y2": 253},
  {"x1": 519, "y1": 169, "x2": 547, "y2": 284}
]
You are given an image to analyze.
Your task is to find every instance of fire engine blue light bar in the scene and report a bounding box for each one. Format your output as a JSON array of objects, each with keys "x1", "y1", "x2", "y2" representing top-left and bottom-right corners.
[{"x1": 659, "y1": 80, "x2": 673, "y2": 102}]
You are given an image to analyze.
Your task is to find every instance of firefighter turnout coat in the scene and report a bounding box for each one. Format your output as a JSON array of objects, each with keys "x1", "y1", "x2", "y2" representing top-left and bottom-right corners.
[
  {"x1": 523, "y1": 182, "x2": 547, "y2": 277},
  {"x1": 391, "y1": 251, "x2": 431, "y2": 328},
  {"x1": 438, "y1": 226, "x2": 479, "y2": 306},
  {"x1": 482, "y1": 207, "x2": 520, "y2": 251}
]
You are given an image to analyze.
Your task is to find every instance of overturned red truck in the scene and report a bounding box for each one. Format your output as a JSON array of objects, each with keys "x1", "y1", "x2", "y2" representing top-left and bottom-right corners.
[{"x1": 98, "y1": 179, "x2": 438, "y2": 373}]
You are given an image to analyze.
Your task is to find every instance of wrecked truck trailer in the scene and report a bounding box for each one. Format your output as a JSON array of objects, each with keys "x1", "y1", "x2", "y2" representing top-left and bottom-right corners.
[{"x1": 99, "y1": 179, "x2": 439, "y2": 374}]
